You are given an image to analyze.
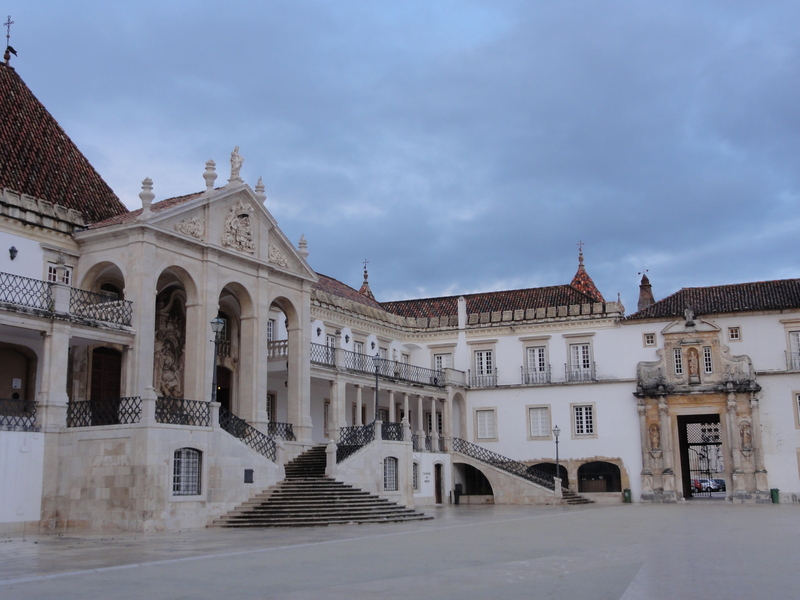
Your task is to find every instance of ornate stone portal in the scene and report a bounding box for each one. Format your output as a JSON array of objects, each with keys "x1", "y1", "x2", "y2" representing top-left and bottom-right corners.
[
  {"x1": 634, "y1": 314, "x2": 767, "y2": 503},
  {"x1": 153, "y1": 288, "x2": 186, "y2": 398}
]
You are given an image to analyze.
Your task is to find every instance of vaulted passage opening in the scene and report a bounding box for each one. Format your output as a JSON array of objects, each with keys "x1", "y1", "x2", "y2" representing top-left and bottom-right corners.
[{"x1": 578, "y1": 461, "x2": 621, "y2": 493}]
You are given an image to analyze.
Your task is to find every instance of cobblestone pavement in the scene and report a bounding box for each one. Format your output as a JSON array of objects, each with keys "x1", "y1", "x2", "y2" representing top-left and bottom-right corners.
[{"x1": 1, "y1": 502, "x2": 797, "y2": 599}]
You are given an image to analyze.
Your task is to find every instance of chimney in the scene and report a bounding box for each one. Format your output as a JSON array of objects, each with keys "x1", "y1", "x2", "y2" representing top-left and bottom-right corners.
[{"x1": 638, "y1": 273, "x2": 655, "y2": 311}]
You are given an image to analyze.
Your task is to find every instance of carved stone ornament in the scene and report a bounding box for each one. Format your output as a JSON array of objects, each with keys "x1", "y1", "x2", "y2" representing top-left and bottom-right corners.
[
  {"x1": 222, "y1": 199, "x2": 255, "y2": 254},
  {"x1": 174, "y1": 217, "x2": 204, "y2": 239},
  {"x1": 268, "y1": 243, "x2": 290, "y2": 268}
]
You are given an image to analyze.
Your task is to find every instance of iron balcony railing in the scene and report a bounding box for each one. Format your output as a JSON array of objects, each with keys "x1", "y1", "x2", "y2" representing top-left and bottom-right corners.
[
  {"x1": 438, "y1": 436, "x2": 446, "y2": 452},
  {"x1": 565, "y1": 363, "x2": 596, "y2": 383},
  {"x1": 69, "y1": 288, "x2": 133, "y2": 326},
  {"x1": 267, "y1": 421, "x2": 296, "y2": 441},
  {"x1": 468, "y1": 369, "x2": 498, "y2": 388},
  {"x1": 0, "y1": 398, "x2": 37, "y2": 430},
  {"x1": 0, "y1": 271, "x2": 52, "y2": 310},
  {"x1": 521, "y1": 366, "x2": 551, "y2": 385},
  {"x1": 341, "y1": 348, "x2": 373, "y2": 372},
  {"x1": 310, "y1": 342, "x2": 336, "y2": 366},
  {"x1": 381, "y1": 421, "x2": 404, "y2": 441},
  {"x1": 155, "y1": 397, "x2": 210, "y2": 427},
  {"x1": 219, "y1": 406, "x2": 277, "y2": 462},
  {"x1": 424, "y1": 435, "x2": 432, "y2": 451},
  {"x1": 786, "y1": 351, "x2": 800, "y2": 371},
  {"x1": 412, "y1": 434, "x2": 421, "y2": 451},
  {"x1": 66, "y1": 397, "x2": 142, "y2": 427},
  {"x1": 337, "y1": 422, "x2": 375, "y2": 463},
  {"x1": 451, "y1": 437, "x2": 555, "y2": 490}
]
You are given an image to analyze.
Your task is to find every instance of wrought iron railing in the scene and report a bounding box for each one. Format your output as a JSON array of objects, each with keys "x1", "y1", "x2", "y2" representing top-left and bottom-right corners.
[
  {"x1": 786, "y1": 351, "x2": 800, "y2": 371},
  {"x1": 337, "y1": 422, "x2": 375, "y2": 462},
  {"x1": 424, "y1": 435, "x2": 432, "y2": 451},
  {"x1": 412, "y1": 434, "x2": 421, "y2": 451},
  {"x1": 469, "y1": 369, "x2": 498, "y2": 388},
  {"x1": 310, "y1": 342, "x2": 336, "y2": 366},
  {"x1": 451, "y1": 437, "x2": 555, "y2": 490},
  {"x1": 438, "y1": 436, "x2": 446, "y2": 452},
  {"x1": 155, "y1": 397, "x2": 210, "y2": 427},
  {"x1": 267, "y1": 421, "x2": 296, "y2": 441},
  {"x1": 66, "y1": 397, "x2": 142, "y2": 427},
  {"x1": 338, "y1": 349, "x2": 445, "y2": 387},
  {"x1": 381, "y1": 421, "x2": 404, "y2": 441},
  {"x1": 0, "y1": 398, "x2": 37, "y2": 430},
  {"x1": 0, "y1": 271, "x2": 52, "y2": 310},
  {"x1": 268, "y1": 340, "x2": 288, "y2": 358},
  {"x1": 219, "y1": 406, "x2": 276, "y2": 462},
  {"x1": 69, "y1": 288, "x2": 133, "y2": 326},
  {"x1": 521, "y1": 367, "x2": 551, "y2": 385},
  {"x1": 565, "y1": 364, "x2": 596, "y2": 382},
  {"x1": 341, "y1": 348, "x2": 373, "y2": 372}
]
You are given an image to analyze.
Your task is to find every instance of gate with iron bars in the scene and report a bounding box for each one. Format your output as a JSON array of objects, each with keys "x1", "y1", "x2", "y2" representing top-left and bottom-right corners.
[{"x1": 678, "y1": 414, "x2": 724, "y2": 499}]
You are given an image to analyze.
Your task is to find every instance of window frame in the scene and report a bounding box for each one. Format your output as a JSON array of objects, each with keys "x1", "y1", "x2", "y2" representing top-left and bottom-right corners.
[
  {"x1": 673, "y1": 348, "x2": 684, "y2": 375},
  {"x1": 571, "y1": 403, "x2": 597, "y2": 439},
  {"x1": 172, "y1": 447, "x2": 203, "y2": 498},
  {"x1": 703, "y1": 346, "x2": 713, "y2": 374},
  {"x1": 475, "y1": 407, "x2": 498, "y2": 442},
  {"x1": 412, "y1": 461, "x2": 420, "y2": 491},
  {"x1": 727, "y1": 326, "x2": 741, "y2": 342},
  {"x1": 383, "y1": 456, "x2": 398, "y2": 492},
  {"x1": 793, "y1": 391, "x2": 800, "y2": 429},
  {"x1": 527, "y1": 404, "x2": 552, "y2": 440},
  {"x1": 643, "y1": 332, "x2": 656, "y2": 347}
]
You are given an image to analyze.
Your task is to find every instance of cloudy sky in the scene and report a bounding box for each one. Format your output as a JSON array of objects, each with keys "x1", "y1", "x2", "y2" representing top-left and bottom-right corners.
[{"x1": 7, "y1": 2, "x2": 800, "y2": 310}]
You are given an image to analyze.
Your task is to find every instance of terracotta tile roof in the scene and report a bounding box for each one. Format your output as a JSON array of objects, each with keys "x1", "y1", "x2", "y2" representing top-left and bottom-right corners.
[
  {"x1": 570, "y1": 254, "x2": 604, "y2": 303},
  {"x1": 0, "y1": 63, "x2": 128, "y2": 223},
  {"x1": 382, "y1": 284, "x2": 601, "y2": 318},
  {"x1": 88, "y1": 190, "x2": 207, "y2": 228},
  {"x1": 626, "y1": 279, "x2": 800, "y2": 321},
  {"x1": 314, "y1": 274, "x2": 385, "y2": 311}
]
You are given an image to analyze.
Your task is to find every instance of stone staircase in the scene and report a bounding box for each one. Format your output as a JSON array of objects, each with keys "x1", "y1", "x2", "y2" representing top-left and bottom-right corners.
[
  {"x1": 214, "y1": 445, "x2": 433, "y2": 527},
  {"x1": 562, "y1": 489, "x2": 594, "y2": 505}
]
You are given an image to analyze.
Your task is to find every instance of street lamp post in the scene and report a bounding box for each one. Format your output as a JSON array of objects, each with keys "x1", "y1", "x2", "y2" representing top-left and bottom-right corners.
[
  {"x1": 553, "y1": 425, "x2": 561, "y2": 485},
  {"x1": 372, "y1": 353, "x2": 381, "y2": 422},
  {"x1": 210, "y1": 317, "x2": 225, "y2": 404}
]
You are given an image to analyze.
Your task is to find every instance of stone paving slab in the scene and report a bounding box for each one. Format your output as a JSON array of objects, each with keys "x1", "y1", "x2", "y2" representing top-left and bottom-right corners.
[{"x1": 0, "y1": 503, "x2": 797, "y2": 599}]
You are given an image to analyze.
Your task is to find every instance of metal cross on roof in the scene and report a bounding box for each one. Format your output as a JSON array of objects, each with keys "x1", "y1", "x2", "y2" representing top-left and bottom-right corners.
[{"x1": 4, "y1": 15, "x2": 12, "y2": 41}]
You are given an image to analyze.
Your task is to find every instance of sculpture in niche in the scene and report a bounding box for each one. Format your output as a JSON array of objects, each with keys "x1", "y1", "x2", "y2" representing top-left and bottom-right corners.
[
  {"x1": 268, "y1": 243, "x2": 289, "y2": 268},
  {"x1": 649, "y1": 423, "x2": 661, "y2": 450},
  {"x1": 174, "y1": 217, "x2": 204, "y2": 239},
  {"x1": 687, "y1": 347, "x2": 700, "y2": 384},
  {"x1": 740, "y1": 421, "x2": 752, "y2": 449},
  {"x1": 230, "y1": 146, "x2": 244, "y2": 180},
  {"x1": 153, "y1": 288, "x2": 186, "y2": 398},
  {"x1": 222, "y1": 199, "x2": 255, "y2": 254}
]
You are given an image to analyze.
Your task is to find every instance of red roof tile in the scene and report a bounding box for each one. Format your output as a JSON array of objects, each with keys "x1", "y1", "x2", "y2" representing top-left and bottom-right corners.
[
  {"x1": 314, "y1": 274, "x2": 385, "y2": 311},
  {"x1": 0, "y1": 64, "x2": 128, "y2": 223},
  {"x1": 88, "y1": 190, "x2": 207, "y2": 228},
  {"x1": 570, "y1": 254, "x2": 604, "y2": 302},
  {"x1": 626, "y1": 279, "x2": 800, "y2": 320}
]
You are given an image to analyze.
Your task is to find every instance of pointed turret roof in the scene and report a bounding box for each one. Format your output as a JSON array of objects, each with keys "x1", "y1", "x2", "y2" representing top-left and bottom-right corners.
[
  {"x1": 569, "y1": 250, "x2": 604, "y2": 302},
  {"x1": 358, "y1": 264, "x2": 375, "y2": 301},
  {"x1": 0, "y1": 63, "x2": 128, "y2": 223}
]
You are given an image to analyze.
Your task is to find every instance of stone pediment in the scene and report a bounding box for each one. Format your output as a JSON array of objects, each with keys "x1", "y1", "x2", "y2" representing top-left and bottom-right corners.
[
  {"x1": 661, "y1": 318, "x2": 720, "y2": 336},
  {"x1": 143, "y1": 184, "x2": 315, "y2": 280}
]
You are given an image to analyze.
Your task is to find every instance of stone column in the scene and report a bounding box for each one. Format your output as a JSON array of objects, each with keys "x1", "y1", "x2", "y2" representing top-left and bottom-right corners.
[
  {"x1": 37, "y1": 324, "x2": 72, "y2": 430},
  {"x1": 658, "y1": 399, "x2": 675, "y2": 498},
  {"x1": 388, "y1": 390, "x2": 396, "y2": 422},
  {"x1": 749, "y1": 394, "x2": 768, "y2": 493},
  {"x1": 402, "y1": 393, "x2": 409, "y2": 425},
  {"x1": 237, "y1": 314, "x2": 259, "y2": 423},
  {"x1": 416, "y1": 394, "x2": 425, "y2": 445},
  {"x1": 637, "y1": 400, "x2": 654, "y2": 501},
  {"x1": 355, "y1": 384, "x2": 362, "y2": 426},
  {"x1": 726, "y1": 393, "x2": 742, "y2": 478},
  {"x1": 329, "y1": 379, "x2": 341, "y2": 441},
  {"x1": 430, "y1": 397, "x2": 439, "y2": 451},
  {"x1": 286, "y1": 309, "x2": 312, "y2": 442},
  {"x1": 443, "y1": 392, "x2": 452, "y2": 450}
]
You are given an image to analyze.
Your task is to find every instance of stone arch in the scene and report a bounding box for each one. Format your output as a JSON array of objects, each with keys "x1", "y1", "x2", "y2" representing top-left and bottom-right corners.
[
  {"x1": 0, "y1": 343, "x2": 38, "y2": 401},
  {"x1": 453, "y1": 461, "x2": 494, "y2": 497},
  {"x1": 79, "y1": 260, "x2": 128, "y2": 298},
  {"x1": 530, "y1": 462, "x2": 568, "y2": 488}
]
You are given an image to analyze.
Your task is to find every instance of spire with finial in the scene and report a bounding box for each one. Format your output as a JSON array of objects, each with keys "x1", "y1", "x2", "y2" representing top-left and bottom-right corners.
[
  {"x1": 137, "y1": 177, "x2": 155, "y2": 220},
  {"x1": 255, "y1": 176, "x2": 266, "y2": 203},
  {"x1": 569, "y1": 241, "x2": 605, "y2": 302},
  {"x1": 4, "y1": 16, "x2": 16, "y2": 66},
  {"x1": 358, "y1": 259, "x2": 375, "y2": 300},
  {"x1": 298, "y1": 234, "x2": 308, "y2": 259},
  {"x1": 203, "y1": 159, "x2": 217, "y2": 192},
  {"x1": 637, "y1": 270, "x2": 655, "y2": 311}
]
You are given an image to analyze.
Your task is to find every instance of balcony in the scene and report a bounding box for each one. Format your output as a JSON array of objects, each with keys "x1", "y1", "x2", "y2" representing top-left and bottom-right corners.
[
  {"x1": 521, "y1": 366, "x2": 551, "y2": 385},
  {"x1": 469, "y1": 369, "x2": 498, "y2": 388},
  {"x1": 565, "y1": 364, "x2": 596, "y2": 383},
  {"x1": 0, "y1": 271, "x2": 133, "y2": 327}
]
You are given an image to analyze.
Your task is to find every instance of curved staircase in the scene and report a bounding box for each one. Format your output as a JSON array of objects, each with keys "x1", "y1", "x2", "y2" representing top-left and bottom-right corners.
[{"x1": 214, "y1": 445, "x2": 433, "y2": 527}]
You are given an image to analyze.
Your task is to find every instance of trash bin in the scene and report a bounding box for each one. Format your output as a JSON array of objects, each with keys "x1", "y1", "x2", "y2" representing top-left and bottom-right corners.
[
  {"x1": 770, "y1": 488, "x2": 780, "y2": 504},
  {"x1": 454, "y1": 483, "x2": 462, "y2": 505},
  {"x1": 623, "y1": 489, "x2": 632, "y2": 503}
]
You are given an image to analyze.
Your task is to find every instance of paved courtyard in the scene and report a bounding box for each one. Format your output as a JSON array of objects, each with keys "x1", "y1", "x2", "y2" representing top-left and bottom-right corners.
[{"x1": 0, "y1": 502, "x2": 796, "y2": 599}]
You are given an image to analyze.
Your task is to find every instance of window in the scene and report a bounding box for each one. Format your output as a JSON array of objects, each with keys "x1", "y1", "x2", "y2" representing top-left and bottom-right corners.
[
  {"x1": 378, "y1": 408, "x2": 389, "y2": 422},
  {"x1": 434, "y1": 353, "x2": 453, "y2": 371},
  {"x1": 474, "y1": 350, "x2": 493, "y2": 375},
  {"x1": 173, "y1": 448, "x2": 202, "y2": 496},
  {"x1": 354, "y1": 341, "x2": 364, "y2": 354},
  {"x1": 412, "y1": 462, "x2": 419, "y2": 490},
  {"x1": 568, "y1": 343, "x2": 593, "y2": 381},
  {"x1": 476, "y1": 409, "x2": 497, "y2": 440},
  {"x1": 572, "y1": 404, "x2": 595, "y2": 436},
  {"x1": 528, "y1": 406, "x2": 551, "y2": 439},
  {"x1": 379, "y1": 347, "x2": 388, "y2": 360},
  {"x1": 47, "y1": 262, "x2": 72, "y2": 285},
  {"x1": 728, "y1": 326, "x2": 741, "y2": 342},
  {"x1": 425, "y1": 411, "x2": 443, "y2": 434},
  {"x1": 326, "y1": 334, "x2": 336, "y2": 348},
  {"x1": 383, "y1": 457, "x2": 398, "y2": 491},
  {"x1": 789, "y1": 332, "x2": 800, "y2": 370},
  {"x1": 703, "y1": 346, "x2": 713, "y2": 373},
  {"x1": 643, "y1": 333, "x2": 656, "y2": 347},
  {"x1": 674, "y1": 348, "x2": 684, "y2": 375},
  {"x1": 267, "y1": 318, "x2": 276, "y2": 341},
  {"x1": 266, "y1": 392, "x2": 276, "y2": 423}
]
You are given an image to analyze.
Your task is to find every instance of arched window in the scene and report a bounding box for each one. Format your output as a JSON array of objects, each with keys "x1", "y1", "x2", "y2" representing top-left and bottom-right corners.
[
  {"x1": 578, "y1": 461, "x2": 621, "y2": 493},
  {"x1": 384, "y1": 457, "x2": 398, "y2": 491},
  {"x1": 173, "y1": 448, "x2": 202, "y2": 496}
]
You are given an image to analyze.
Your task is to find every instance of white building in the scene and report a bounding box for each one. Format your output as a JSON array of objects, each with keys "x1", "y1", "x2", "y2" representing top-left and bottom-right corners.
[{"x1": 2, "y1": 60, "x2": 798, "y2": 534}]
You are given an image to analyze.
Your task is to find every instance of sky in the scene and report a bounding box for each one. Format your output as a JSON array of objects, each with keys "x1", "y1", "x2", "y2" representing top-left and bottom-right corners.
[{"x1": 6, "y1": 1, "x2": 800, "y2": 311}]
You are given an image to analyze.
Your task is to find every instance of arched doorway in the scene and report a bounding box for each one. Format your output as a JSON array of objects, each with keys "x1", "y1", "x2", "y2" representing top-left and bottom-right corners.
[
  {"x1": 434, "y1": 463, "x2": 443, "y2": 504},
  {"x1": 578, "y1": 461, "x2": 622, "y2": 493},
  {"x1": 216, "y1": 366, "x2": 232, "y2": 413}
]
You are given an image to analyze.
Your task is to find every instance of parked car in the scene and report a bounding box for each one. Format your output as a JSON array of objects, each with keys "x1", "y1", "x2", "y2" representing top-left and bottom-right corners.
[
  {"x1": 698, "y1": 478, "x2": 719, "y2": 491},
  {"x1": 713, "y1": 478, "x2": 726, "y2": 492},
  {"x1": 691, "y1": 479, "x2": 703, "y2": 492}
]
